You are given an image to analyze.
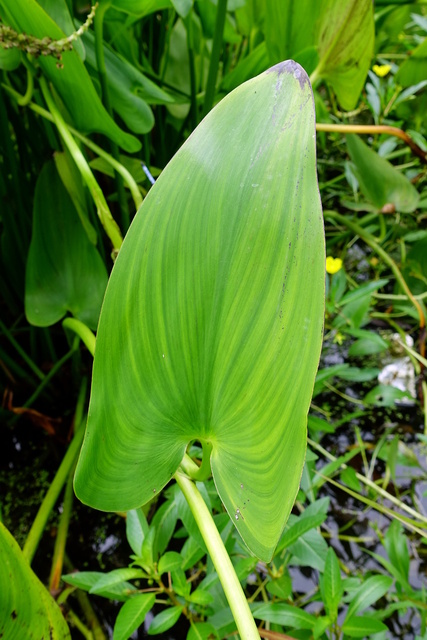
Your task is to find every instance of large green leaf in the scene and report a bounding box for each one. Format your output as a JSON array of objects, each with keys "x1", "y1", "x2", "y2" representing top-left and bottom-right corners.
[
  {"x1": 0, "y1": 0, "x2": 140, "y2": 152},
  {"x1": 25, "y1": 160, "x2": 108, "y2": 329},
  {"x1": 346, "y1": 134, "x2": 420, "y2": 213},
  {"x1": 74, "y1": 61, "x2": 325, "y2": 561},
  {"x1": 0, "y1": 521, "x2": 71, "y2": 639}
]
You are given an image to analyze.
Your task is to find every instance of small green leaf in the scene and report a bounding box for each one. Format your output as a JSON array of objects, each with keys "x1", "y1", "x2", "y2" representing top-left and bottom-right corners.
[
  {"x1": 338, "y1": 279, "x2": 389, "y2": 307},
  {"x1": 321, "y1": 547, "x2": 343, "y2": 622},
  {"x1": 288, "y1": 528, "x2": 328, "y2": 572},
  {"x1": 313, "y1": 615, "x2": 332, "y2": 639},
  {"x1": 345, "y1": 575, "x2": 393, "y2": 619},
  {"x1": 158, "y1": 551, "x2": 183, "y2": 574},
  {"x1": 188, "y1": 589, "x2": 214, "y2": 605},
  {"x1": 187, "y1": 622, "x2": 220, "y2": 640},
  {"x1": 0, "y1": 522, "x2": 71, "y2": 639},
  {"x1": 181, "y1": 535, "x2": 207, "y2": 570},
  {"x1": 364, "y1": 384, "x2": 412, "y2": 407},
  {"x1": 384, "y1": 521, "x2": 410, "y2": 584},
  {"x1": 113, "y1": 594, "x2": 156, "y2": 640},
  {"x1": 277, "y1": 511, "x2": 327, "y2": 553},
  {"x1": 63, "y1": 571, "x2": 137, "y2": 601},
  {"x1": 90, "y1": 568, "x2": 144, "y2": 595},
  {"x1": 151, "y1": 500, "x2": 178, "y2": 557},
  {"x1": 346, "y1": 134, "x2": 419, "y2": 213},
  {"x1": 340, "y1": 467, "x2": 361, "y2": 492},
  {"x1": 252, "y1": 602, "x2": 316, "y2": 629},
  {"x1": 139, "y1": 527, "x2": 157, "y2": 571},
  {"x1": 148, "y1": 606, "x2": 183, "y2": 635},
  {"x1": 62, "y1": 571, "x2": 106, "y2": 592},
  {"x1": 126, "y1": 509, "x2": 149, "y2": 556},
  {"x1": 234, "y1": 556, "x2": 259, "y2": 581},
  {"x1": 266, "y1": 575, "x2": 292, "y2": 600},
  {"x1": 171, "y1": 567, "x2": 191, "y2": 598},
  {"x1": 342, "y1": 615, "x2": 388, "y2": 637}
]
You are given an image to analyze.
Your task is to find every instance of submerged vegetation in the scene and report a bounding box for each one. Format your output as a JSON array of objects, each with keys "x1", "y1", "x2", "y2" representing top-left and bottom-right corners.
[{"x1": 1, "y1": 1, "x2": 427, "y2": 639}]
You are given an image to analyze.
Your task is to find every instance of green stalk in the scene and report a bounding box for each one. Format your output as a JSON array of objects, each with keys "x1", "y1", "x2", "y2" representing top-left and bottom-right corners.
[
  {"x1": 38, "y1": 76, "x2": 123, "y2": 253},
  {"x1": 23, "y1": 381, "x2": 87, "y2": 563},
  {"x1": 21, "y1": 99, "x2": 142, "y2": 210},
  {"x1": 174, "y1": 471, "x2": 260, "y2": 640},
  {"x1": 0, "y1": 318, "x2": 45, "y2": 381},
  {"x1": 15, "y1": 63, "x2": 34, "y2": 107},
  {"x1": 94, "y1": 0, "x2": 130, "y2": 230},
  {"x1": 49, "y1": 471, "x2": 74, "y2": 592},
  {"x1": 308, "y1": 437, "x2": 427, "y2": 527},
  {"x1": 186, "y1": 14, "x2": 198, "y2": 130},
  {"x1": 62, "y1": 318, "x2": 96, "y2": 357},
  {"x1": 22, "y1": 341, "x2": 78, "y2": 410},
  {"x1": 316, "y1": 123, "x2": 427, "y2": 164},
  {"x1": 318, "y1": 473, "x2": 427, "y2": 537},
  {"x1": 180, "y1": 441, "x2": 213, "y2": 481},
  {"x1": 202, "y1": 0, "x2": 228, "y2": 117}
]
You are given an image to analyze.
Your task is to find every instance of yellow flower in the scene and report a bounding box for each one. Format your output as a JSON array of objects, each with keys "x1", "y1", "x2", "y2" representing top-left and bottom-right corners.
[
  {"x1": 373, "y1": 64, "x2": 391, "y2": 78},
  {"x1": 326, "y1": 256, "x2": 343, "y2": 274}
]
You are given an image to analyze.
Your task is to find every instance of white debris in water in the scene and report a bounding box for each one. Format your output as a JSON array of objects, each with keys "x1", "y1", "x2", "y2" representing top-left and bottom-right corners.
[{"x1": 378, "y1": 333, "x2": 416, "y2": 405}]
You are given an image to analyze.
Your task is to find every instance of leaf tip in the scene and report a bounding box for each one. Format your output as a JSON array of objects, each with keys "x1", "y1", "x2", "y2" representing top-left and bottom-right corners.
[{"x1": 267, "y1": 59, "x2": 309, "y2": 90}]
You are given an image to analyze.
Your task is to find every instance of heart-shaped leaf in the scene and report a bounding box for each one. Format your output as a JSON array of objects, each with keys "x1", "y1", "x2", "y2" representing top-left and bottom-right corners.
[
  {"x1": 75, "y1": 61, "x2": 325, "y2": 561},
  {"x1": 25, "y1": 160, "x2": 108, "y2": 329}
]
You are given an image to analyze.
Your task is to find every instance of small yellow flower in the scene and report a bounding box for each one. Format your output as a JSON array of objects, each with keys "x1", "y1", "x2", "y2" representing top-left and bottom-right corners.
[
  {"x1": 373, "y1": 64, "x2": 391, "y2": 78},
  {"x1": 326, "y1": 256, "x2": 343, "y2": 274}
]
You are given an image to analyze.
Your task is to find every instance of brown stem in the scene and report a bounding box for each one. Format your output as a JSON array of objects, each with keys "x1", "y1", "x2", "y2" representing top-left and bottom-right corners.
[{"x1": 316, "y1": 123, "x2": 427, "y2": 164}]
